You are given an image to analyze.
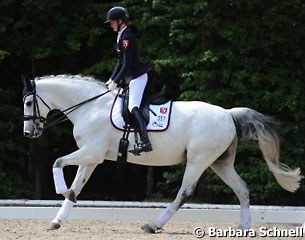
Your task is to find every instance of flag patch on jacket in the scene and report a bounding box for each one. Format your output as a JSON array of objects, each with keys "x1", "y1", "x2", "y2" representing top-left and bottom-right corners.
[{"x1": 122, "y1": 40, "x2": 129, "y2": 48}]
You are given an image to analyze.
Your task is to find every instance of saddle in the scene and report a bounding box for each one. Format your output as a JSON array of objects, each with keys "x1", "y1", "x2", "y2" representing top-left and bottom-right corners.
[
  {"x1": 121, "y1": 85, "x2": 168, "y2": 126},
  {"x1": 116, "y1": 85, "x2": 168, "y2": 164}
]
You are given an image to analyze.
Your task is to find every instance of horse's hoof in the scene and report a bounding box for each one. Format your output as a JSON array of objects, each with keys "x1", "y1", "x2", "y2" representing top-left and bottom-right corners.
[
  {"x1": 141, "y1": 224, "x2": 162, "y2": 234},
  {"x1": 141, "y1": 224, "x2": 156, "y2": 233},
  {"x1": 47, "y1": 222, "x2": 61, "y2": 230}
]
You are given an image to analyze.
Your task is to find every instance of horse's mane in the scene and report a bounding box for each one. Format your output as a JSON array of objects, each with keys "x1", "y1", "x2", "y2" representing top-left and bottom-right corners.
[{"x1": 34, "y1": 74, "x2": 107, "y2": 87}]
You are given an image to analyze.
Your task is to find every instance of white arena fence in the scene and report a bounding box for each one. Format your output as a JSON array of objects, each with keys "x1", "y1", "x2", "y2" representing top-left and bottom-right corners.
[{"x1": 0, "y1": 200, "x2": 304, "y2": 224}]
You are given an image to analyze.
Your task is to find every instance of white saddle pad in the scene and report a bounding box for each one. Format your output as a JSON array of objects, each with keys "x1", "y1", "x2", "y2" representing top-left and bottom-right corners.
[{"x1": 110, "y1": 94, "x2": 172, "y2": 132}]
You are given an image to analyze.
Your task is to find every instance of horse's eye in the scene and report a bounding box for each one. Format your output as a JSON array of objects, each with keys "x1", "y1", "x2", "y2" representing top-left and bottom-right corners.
[{"x1": 26, "y1": 101, "x2": 32, "y2": 107}]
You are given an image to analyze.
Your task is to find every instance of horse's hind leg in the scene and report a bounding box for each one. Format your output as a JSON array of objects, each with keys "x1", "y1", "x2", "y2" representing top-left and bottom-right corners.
[
  {"x1": 211, "y1": 163, "x2": 250, "y2": 229},
  {"x1": 142, "y1": 160, "x2": 209, "y2": 233},
  {"x1": 210, "y1": 136, "x2": 251, "y2": 229}
]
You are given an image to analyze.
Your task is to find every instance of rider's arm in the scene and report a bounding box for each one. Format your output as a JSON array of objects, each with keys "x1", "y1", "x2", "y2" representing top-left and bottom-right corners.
[
  {"x1": 110, "y1": 58, "x2": 122, "y2": 81},
  {"x1": 112, "y1": 36, "x2": 133, "y2": 84}
]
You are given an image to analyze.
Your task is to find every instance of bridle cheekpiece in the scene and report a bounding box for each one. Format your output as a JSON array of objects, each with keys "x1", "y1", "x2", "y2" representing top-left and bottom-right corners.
[{"x1": 23, "y1": 79, "x2": 51, "y2": 126}]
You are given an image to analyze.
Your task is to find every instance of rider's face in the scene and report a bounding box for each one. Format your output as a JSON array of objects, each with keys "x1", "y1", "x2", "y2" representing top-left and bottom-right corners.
[
  {"x1": 110, "y1": 20, "x2": 124, "y2": 32},
  {"x1": 110, "y1": 20, "x2": 119, "y2": 32}
]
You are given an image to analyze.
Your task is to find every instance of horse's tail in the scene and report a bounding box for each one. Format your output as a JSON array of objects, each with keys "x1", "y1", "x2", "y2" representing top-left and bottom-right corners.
[{"x1": 227, "y1": 107, "x2": 302, "y2": 192}]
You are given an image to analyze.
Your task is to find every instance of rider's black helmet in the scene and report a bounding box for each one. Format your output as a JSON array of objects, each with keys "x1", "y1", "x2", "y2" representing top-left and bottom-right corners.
[{"x1": 105, "y1": 6, "x2": 129, "y2": 23}]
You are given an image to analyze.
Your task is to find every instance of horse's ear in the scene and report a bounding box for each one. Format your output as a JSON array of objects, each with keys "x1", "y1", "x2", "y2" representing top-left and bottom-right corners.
[{"x1": 22, "y1": 74, "x2": 33, "y2": 92}]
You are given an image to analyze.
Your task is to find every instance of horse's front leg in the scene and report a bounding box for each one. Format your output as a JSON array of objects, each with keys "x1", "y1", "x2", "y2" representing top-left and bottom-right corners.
[
  {"x1": 48, "y1": 164, "x2": 98, "y2": 230},
  {"x1": 52, "y1": 147, "x2": 101, "y2": 195}
]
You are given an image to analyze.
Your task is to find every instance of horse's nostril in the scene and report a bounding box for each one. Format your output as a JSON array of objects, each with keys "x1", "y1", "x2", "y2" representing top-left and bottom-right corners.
[{"x1": 24, "y1": 131, "x2": 31, "y2": 137}]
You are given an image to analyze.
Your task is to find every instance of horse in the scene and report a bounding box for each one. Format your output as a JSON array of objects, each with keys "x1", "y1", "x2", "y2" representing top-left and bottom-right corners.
[{"x1": 22, "y1": 74, "x2": 302, "y2": 232}]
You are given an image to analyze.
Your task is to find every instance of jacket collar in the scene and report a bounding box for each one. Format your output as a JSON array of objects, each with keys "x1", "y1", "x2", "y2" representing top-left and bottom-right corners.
[{"x1": 117, "y1": 26, "x2": 128, "y2": 42}]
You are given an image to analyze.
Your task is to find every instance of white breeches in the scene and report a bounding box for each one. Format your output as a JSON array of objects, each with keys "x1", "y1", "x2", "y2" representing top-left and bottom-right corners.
[{"x1": 128, "y1": 73, "x2": 148, "y2": 112}]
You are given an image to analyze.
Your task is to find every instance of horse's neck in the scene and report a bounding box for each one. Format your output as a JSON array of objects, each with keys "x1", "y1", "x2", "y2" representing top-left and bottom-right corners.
[{"x1": 37, "y1": 78, "x2": 112, "y2": 123}]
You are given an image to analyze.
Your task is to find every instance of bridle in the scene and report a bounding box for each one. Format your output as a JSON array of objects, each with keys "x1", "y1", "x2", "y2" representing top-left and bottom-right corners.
[
  {"x1": 23, "y1": 80, "x2": 51, "y2": 127},
  {"x1": 23, "y1": 80, "x2": 111, "y2": 130}
]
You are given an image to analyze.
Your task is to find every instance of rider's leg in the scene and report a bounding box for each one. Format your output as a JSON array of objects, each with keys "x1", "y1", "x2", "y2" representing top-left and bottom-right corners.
[
  {"x1": 131, "y1": 107, "x2": 152, "y2": 152},
  {"x1": 128, "y1": 73, "x2": 152, "y2": 153},
  {"x1": 128, "y1": 73, "x2": 148, "y2": 113}
]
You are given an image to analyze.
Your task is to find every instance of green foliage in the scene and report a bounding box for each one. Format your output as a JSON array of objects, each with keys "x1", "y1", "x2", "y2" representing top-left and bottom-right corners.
[
  {"x1": 0, "y1": 49, "x2": 9, "y2": 63},
  {"x1": 0, "y1": 88, "x2": 33, "y2": 198},
  {"x1": 153, "y1": 165, "x2": 185, "y2": 199},
  {"x1": 143, "y1": 0, "x2": 305, "y2": 205},
  {"x1": 0, "y1": 0, "x2": 304, "y2": 203}
]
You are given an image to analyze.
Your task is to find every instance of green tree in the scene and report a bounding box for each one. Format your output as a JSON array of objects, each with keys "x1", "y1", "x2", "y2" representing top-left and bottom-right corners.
[
  {"x1": 0, "y1": 0, "x2": 304, "y2": 203},
  {"x1": 146, "y1": 0, "x2": 305, "y2": 205}
]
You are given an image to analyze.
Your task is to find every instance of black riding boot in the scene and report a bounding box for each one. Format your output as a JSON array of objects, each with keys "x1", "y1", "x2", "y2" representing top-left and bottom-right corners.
[{"x1": 130, "y1": 107, "x2": 152, "y2": 154}]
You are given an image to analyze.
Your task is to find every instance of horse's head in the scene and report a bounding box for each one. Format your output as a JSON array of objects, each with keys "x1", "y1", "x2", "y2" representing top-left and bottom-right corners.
[{"x1": 22, "y1": 76, "x2": 50, "y2": 138}]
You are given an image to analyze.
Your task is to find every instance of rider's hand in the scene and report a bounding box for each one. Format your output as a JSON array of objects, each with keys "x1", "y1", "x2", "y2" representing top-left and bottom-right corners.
[
  {"x1": 108, "y1": 81, "x2": 117, "y2": 91},
  {"x1": 106, "y1": 79, "x2": 112, "y2": 85}
]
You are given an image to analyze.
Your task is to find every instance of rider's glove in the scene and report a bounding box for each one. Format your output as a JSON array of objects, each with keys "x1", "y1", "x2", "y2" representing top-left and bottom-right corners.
[{"x1": 108, "y1": 81, "x2": 117, "y2": 91}]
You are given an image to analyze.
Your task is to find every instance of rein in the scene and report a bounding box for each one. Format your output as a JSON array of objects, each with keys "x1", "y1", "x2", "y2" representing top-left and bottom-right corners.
[
  {"x1": 44, "y1": 90, "x2": 111, "y2": 129},
  {"x1": 23, "y1": 80, "x2": 111, "y2": 130}
]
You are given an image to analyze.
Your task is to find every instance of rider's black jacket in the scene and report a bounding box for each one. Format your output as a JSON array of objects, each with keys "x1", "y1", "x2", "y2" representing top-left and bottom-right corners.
[{"x1": 110, "y1": 27, "x2": 148, "y2": 86}]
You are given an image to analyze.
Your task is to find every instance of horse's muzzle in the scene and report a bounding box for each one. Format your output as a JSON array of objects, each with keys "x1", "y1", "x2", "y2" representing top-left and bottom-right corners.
[
  {"x1": 24, "y1": 130, "x2": 32, "y2": 138},
  {"x1": 23, "y1": 125, "x2": 43, "y2": 138}
]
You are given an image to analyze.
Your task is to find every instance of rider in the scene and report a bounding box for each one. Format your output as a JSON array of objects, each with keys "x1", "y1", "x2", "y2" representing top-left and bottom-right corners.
[{"x1": 105, "y1": 6, "x2": 152, "y2": 154}]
